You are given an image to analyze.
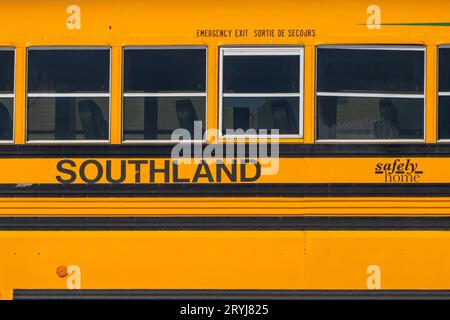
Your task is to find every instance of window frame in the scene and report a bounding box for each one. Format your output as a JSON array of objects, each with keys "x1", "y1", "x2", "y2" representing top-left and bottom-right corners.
[
  {"x1": 315, "y1": 45, "x2": 427, "y2": 144},
  {"x1": 219, "y1": 46, "x2": 304, "y2": 139},
  {"x1": 0, "y1": 47, "x2": 16, "y2": 144},
  {"x1": 121, "y1": 45, "x2": 208, "y2": 144},
  {"x1": 25, "y1": 46, "x2": 112, "y2": 144},
  {"x1": 437, "y1": 44, "x2": 450, "y2": 143}
]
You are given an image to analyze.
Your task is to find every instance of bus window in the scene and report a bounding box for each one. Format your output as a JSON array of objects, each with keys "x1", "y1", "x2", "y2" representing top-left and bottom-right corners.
[
  {"x1": 316, "y1": 46, "x2": 425, "y2": 142},
  {"x1": 26, "y1": 48, "x2": 110, "y2": 142},
  {"x1": 220, "y1": 47, "x2": 303, "y2": 138},
  {"x1": 122, "y1": 47, "x2": 206, "y2": 142},
  {"x1": 0, "y1": 49, "x2": 14, "y2": 142},
  {"x1": 438, "y1": 47, "x2": 450, "y2": 141}
]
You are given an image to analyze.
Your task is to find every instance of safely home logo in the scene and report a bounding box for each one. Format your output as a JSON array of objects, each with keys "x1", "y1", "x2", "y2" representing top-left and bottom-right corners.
[{"x1": 375, "y1": 159, "x2": 423, "y2": 183}]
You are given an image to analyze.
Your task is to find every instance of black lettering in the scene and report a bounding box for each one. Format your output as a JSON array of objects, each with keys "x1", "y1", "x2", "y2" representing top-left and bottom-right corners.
[
  {"x1": 241, "y1": 159, "x2": 261, "y2": 182},
  {"x1": 216, "y1": 160, "x2": 237, "y2": 182},
  {"x1": 79, "y1": 160, "x2": 103, "y2": 184},
  {"x1": 193, "y1": 161, "x2": 214, "y2": 183},
  {"x1": 128, "y1": 160, "x2": 147, "y2": 183},
  {"x1": 149, "y1": 160, "x2": 170, "y2": 183},
  {"x1": 173, "y1": 161, "x2": 190, "y2": 183},
  {"x1": 56, "y1": 159, "x2": 77, "y2": 184},
  {"x1": 106, "y1": 160, "x2": 126, "y2": 184}
]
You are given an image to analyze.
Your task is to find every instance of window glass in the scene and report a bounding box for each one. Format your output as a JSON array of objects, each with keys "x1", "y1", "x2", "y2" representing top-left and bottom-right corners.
[
  {"x1": 27, "y1": 97, "x2": 109, "y2": 140},
  {"x1": 438, "y1": 47, "x2": 450, "y2": 140},
  {"x1": 317, "y1": 97, "x2": 424, "y2": 140},
  {"x1": 439, "y1": 48, "x2": 450, "y2": 92},
  {"x1": 0, "y1": 98, "x2": 13, "y2": 141},
  {"x1": 28, "y1": 49, "x2": 110, "y2": 93},
  {"x1": 223, "y1": 55, "x2": 300, "y2": 93},
  {"x1": 123, "y1": 48, "x2": 207, "y2": 141},
  {"x1": 316, "y1": 47, "x2": 425, "y2": 141},
  {"x1": 220, "y1": 48, "x2": 303, "y2": 137},
  {"x1": 124, "y1": 49, "x2": 206, "y2": 93},
  {"x1": 317, "y1": 48, "x2": 424, "y2": 94},
  {"x1": 27, "y1": 48, "x2": 110, "y2": 141}
]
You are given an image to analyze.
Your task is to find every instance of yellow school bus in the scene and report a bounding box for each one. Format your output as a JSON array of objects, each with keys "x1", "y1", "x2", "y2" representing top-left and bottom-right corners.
[{"x1": 3, "y1": 0, "x2": 450, "y2": 299}]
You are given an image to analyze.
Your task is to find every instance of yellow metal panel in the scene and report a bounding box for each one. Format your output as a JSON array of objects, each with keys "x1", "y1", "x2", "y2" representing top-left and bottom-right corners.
[{"x1": 2, "y1": 230, "x2": 450, "y2": 298}]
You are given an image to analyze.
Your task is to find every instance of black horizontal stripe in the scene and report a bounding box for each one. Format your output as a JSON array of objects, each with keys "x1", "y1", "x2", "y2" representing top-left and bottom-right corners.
[
  {"x1": 2, "y1": 143, "x2": 450, "y2": 158},
  {"x1": 13, "y1": 289, "x2": 450, "y2": 300},
  {"x1": 2, "y1": 183, "x2": 450, "y2": 197},
  {"x1": 4, "y1": 217, "x2": 450, "y2": 230}
]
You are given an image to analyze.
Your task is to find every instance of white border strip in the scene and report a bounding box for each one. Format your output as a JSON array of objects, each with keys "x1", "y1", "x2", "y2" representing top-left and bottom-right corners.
[
  {"x1": 123, "y1": 92, "x2": 206, "y2": 98},
  {"x1": 317, "y1": 92, "x2": 424, "y2": 99},
  {"x1": 27, "y1": 93, "x2": 110, "y2": 98}
]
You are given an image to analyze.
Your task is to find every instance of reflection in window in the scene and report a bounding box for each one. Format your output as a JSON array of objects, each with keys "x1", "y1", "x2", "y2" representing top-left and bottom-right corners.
[
  {"x1": 223, "y1": 55, "x2": 300, "y2": 93},
  {"x1": 26, "y1": 48, "x2": 110, "y2": 141},
  {"x1": 317, "y1": 97, "x2": 423, "y2": 140},
  {"x1": 316, "y1": 46, "x2": 425, "y2": 141},
  {"x1": 222, "y1": 97, "x2": 299, "y2": 134},
  {"x1": 220, "y1": 47, "x2": 303, "y2": 137},
  {"x1": 123, "y1": 97, "x2": 205, "y2": 140},
  {"x1": 27, "y1": 97, "x2": 109, "y2": 140},
  {"x1": 438, "y1": 47, "x2": 450, "y2": 140},
  {"x1": 0, "y1": 49, "x2": 14, "y2": 141},
  {"x1": 123, "y1": 47, "x2": 207, "y2": 141}
]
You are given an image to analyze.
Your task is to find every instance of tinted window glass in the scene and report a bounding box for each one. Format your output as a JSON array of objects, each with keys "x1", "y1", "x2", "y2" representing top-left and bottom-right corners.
[
  {"x1": 124, "y1": 49, "x2": 206, "y2": 93},
  {"x1": 223, "y1": 55, "x2": 300, "y2": 93},
  {"x1": 0, "y1": 51, "x2": 14, "y2": 93},
  {"x1": 27, "y1": 97, "x2": 109, "y2": 141},
  {"x1": 222, "y1": 97, "x2": 299, "y2": 134},
  {"x1": 439, "y1": 48, "x2": 450, "y2": 92},
  {"x1": 123, "y1": 97, "x2": 205, "y2": 140},
  {"x1": 28, "y1": 49, "x2": 110, "y2": 93},
  {"x1": 317, "y1": 96, "x2": 424, "y2": 140},
  {"x1": 0, "y1": 98, "x2": 13, "y2": 140},
  {"x1": 317, "y1": 48, "x2": 424, "y2": 93},
  {"x1": 438, "y1": 97, "x2": 450, "y2": 139}
]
